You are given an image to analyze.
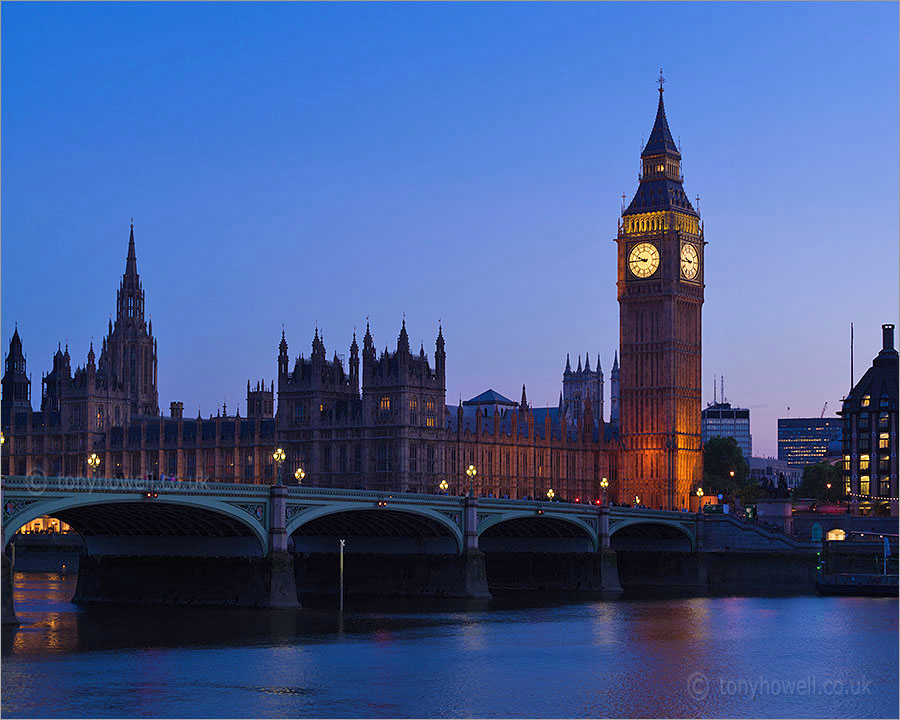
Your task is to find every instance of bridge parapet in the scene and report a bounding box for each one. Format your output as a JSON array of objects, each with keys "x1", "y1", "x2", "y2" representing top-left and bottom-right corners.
[{"x1": 1, "y1": 475, "x2": 269, "y2": 498}]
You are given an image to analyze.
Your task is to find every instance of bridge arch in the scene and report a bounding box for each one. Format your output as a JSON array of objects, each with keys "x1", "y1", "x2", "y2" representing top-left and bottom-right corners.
[
  {"x1": 478, "y1": 511, "x2": 598, "y2": 552},
  {"x1": 3, "y1": 495, "x2": 269, "y2": 557},
  {"x1": 286, "y1": 502, "x2": 464, "y2": 554},
  {"x1": 609, "y1": 518, "x2": 695, "y2": 551}
]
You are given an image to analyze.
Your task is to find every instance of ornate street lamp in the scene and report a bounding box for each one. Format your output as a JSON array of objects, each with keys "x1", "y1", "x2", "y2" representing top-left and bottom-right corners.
[
  {"x1": 466, "y1": 464, "x2": 477, "y2": 497},
  {"x1": 273, "y1": 447, "x2": 286, "y2": 485},
  {"x1": 546, "y1": 488, "x2": 555, "y2": 501},
  {"x1": 87, "y1": 452, "x2": 101, "y2": 478},
  {"x1": 294, "y1": 467, "x2": 305, "y2": 484},
  {"x1": 438, "y1": 478, "x2": 449, "y2": 495},
  {"x1": 696, "y1": 487, "x2": 704, "y2": 511},
  {"x1": 600, "y1": 477, "x2": 609, "y2": 506}
]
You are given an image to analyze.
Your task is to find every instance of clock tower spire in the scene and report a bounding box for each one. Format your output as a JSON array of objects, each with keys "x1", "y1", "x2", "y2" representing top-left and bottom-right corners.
[{"x1": 616, "y1": 75, "x2": 705, "y2": 510}]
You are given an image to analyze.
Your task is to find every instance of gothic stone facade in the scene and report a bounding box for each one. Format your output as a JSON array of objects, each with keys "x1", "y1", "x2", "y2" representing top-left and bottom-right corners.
[{"x1": 3, "y1": 87, "x2": 701, "y2": 508}]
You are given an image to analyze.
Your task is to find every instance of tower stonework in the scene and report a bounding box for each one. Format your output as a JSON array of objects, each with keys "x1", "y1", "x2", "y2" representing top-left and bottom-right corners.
[{"x1": 616, "y1": 79, "x2": 705, "y2": 509}]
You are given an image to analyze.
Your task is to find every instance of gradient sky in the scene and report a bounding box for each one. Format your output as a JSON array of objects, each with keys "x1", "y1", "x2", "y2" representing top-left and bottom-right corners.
[{"x1": 2, "y1": 2, "x2": 898, "y2": 458}]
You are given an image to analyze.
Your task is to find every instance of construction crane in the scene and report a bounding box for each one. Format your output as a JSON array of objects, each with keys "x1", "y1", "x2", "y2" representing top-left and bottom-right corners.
[{"x1": 820, "y1": 401, "x2": 828, "y2": 418}]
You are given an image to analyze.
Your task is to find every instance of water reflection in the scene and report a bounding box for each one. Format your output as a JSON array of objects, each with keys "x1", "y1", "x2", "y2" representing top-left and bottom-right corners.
[{"x1": 2, "y1": 573, "x2": 898, "y2": 719}]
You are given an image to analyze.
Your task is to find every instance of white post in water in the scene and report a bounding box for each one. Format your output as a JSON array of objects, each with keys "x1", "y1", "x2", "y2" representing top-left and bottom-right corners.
[{"x1": 339, "y1": 538, "x2": 345, "y2": 613}]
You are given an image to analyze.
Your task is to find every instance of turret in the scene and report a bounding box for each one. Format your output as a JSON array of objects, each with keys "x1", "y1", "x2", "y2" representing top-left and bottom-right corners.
[
  {"x1": 2, "y1": 326, "x2": 32, "y2": 427},
  {"x1": 435, "y1": 324, "x2": 446, "y2": 379},
  {"x1": 86, "y1": 341, "x2": 96, "y2": 388},
  {"x1": 610, "y1": 350, "x2": 620, "y2": 423},
  {"x1": 278, "y1": 329, "x2": 289, "y2": 377},
  {"x1": 247, "y1": 378, "x2": 274, "y2": 419},
  {"x1": 397, "y1": 317, "x2": 410, "y2": 358},
  {"x1": 349, "y1": 332, "x2": 360, "y2": 391},
  {"x1": 311, "y1": 327, "x2": 326, "y2": 365}
]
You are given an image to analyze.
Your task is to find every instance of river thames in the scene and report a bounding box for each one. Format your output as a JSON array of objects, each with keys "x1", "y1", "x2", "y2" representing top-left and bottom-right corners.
[{"x1": 2, "y1": 572, "x2": 897, "y2": 718}]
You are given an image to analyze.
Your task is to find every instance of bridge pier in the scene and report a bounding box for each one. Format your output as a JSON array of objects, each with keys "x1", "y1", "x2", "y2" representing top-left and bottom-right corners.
[
  {"x1": 458, "y1": 496, "x2": 490, "y2": 598},
  {"x1": 2, "y1": 551, "x2": 19, "y2": 626},
  {"x1": 265, "y1": 484, "x2": 300, "y2": 608},
  {"x1": 597, "y1": 506, "x2": 623, "y2": 596}
]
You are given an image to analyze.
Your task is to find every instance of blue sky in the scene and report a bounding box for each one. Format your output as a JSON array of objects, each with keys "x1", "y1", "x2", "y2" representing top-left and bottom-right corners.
[{"x1": 2, "y1": 2, "x2": 897, "y2": 457}]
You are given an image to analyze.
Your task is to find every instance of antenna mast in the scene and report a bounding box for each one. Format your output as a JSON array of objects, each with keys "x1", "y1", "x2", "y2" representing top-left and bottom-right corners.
[{"x1": 850, "y1": 322, "x2": 855, "y2": 391}]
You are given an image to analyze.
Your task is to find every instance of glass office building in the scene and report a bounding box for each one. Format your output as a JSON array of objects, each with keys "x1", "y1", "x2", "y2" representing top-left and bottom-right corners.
[
  {"x1": 777, "y1": 417, "x2": 842, "y2": 467},
  {"x1": 702, "y1": 402, "x2": 752, "y2": 459}
]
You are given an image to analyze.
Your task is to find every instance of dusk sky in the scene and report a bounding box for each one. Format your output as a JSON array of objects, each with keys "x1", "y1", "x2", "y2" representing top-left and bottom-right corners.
[{"x1": 2, "y1": 2, "x2": 897, "y2": 458}]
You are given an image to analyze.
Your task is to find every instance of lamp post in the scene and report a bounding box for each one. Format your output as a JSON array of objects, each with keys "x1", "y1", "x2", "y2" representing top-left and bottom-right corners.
[
  {"x1": 546, "y1": 488, "x2": 555, "y2": 501},
  {"x1": 294, "y1": 467, "x2": 305, "y2": 485},
  {"x1": 87, "y1": 452, "x2": 101, "y2": 479},
  {"x1": 466, "y1": 464, "x2": 477, "y2": 497},
  {"x1": 273, "y1": 447, "x2": 286, "y2": 486},
  {"x1": 696, "y1": 487, "x2": 704, "y2": 512},
  {"x1": 438, "y1": 478, "x2": 449, "y2": 495},
  {"x1": 600, "y1": 477, "x2": 609, "y2": 506}
]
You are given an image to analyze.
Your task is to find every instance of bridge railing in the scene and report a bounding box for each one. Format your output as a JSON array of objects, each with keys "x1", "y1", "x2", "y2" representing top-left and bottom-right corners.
[{"x1": 0, "y1": 475, "x2": 269, "y2": 497}]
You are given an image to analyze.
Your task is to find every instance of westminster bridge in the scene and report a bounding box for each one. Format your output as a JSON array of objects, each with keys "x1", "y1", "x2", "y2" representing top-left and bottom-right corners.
[{"x1": 1, "y1": 476, "x2": 818, "y2": 624}]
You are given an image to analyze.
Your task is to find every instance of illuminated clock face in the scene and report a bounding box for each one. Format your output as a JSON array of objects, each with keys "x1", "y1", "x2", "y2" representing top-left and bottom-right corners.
[
  {"x1": 628, "y1": 242, "x2": 659, "y2": 279},
  {"x1": 680, "y1": 243, "x2": 700, "y2": 280}
]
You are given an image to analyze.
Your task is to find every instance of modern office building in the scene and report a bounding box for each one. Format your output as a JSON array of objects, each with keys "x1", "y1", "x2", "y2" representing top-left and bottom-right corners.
[
  {"x1": 839, "y1": 324, "x2": 897, "y2": 516},
  {"x1": 777, "y1": 417, "x2": 842, "y2": 468},
  {"x1": 702, "y1": 402, "x2": 751, "y2": 459}
]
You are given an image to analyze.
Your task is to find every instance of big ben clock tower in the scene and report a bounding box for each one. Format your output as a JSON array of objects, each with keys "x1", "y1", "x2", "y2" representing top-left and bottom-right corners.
[{"x1": 616, "y1": 73, "x2": 704, "y2": 510}]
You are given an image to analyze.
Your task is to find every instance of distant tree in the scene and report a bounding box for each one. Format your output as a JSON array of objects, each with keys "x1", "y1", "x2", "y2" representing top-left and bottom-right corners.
[
  {"x1": 737, "y1": 481, "x2": 768, "y2": 506},
  {"x1": 794, "y1": 462, "x2": 841, "y2": 502},
  {"x1": 703, "y1": 436, "x2": 750, "y2": 497}
]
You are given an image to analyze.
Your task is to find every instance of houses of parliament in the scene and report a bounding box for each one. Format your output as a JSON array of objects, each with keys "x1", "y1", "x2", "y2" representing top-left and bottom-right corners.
[{"x1": 2, "y1": 85, "x2": 705, "y2": 509}]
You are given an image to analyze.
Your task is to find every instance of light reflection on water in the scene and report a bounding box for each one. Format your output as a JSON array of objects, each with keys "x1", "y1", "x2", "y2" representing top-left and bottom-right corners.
[{"x1": 2, "y1": 572, "x2": 897, "y2": 718}]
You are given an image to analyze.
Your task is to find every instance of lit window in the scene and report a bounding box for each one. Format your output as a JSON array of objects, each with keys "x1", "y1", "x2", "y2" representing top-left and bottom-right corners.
[
  {"x1": 860, "y1": 475, "x2": 870, "y2": 495},
  {"x1": 879, "y1": 413, "x2": 890, "y2": 428},
  {"x1": 879, "y1": 433, "x2": 890, "y2": 450},
  {"x1": 409, "y1": 398, "x2": 417, "y2": 411},
  {"x1": 426, "y1": 415, "x2": 435, "y2": 428},
  {"x1": 426, "y1": 399, "x2": 435, "y2": 413},
  {"x1": 380, "y1": 396, "x2": 391, "y2": 412},
  {"x1": 859, "y1": 454, "x2": 870, "y2": 471},
  {"x1": 861, "y1": 395, "x2": 870, "y2": 407}
]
